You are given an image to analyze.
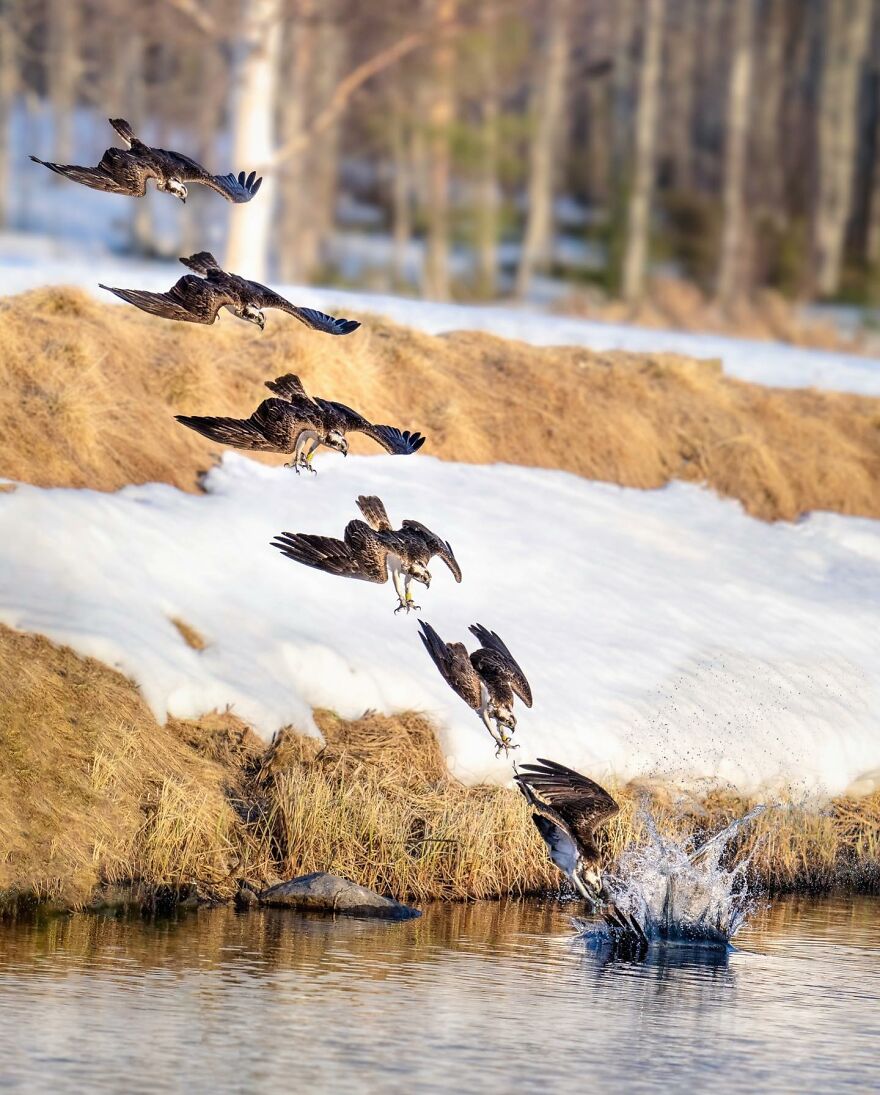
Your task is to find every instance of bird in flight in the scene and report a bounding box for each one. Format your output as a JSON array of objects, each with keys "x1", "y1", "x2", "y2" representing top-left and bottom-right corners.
[
  {"x1": 515, "y1": 758, "x2": 648, "y2": 943},
  {"x1": 272, "y1": 495, "x2": 461, "y2": 614},
  {"x1": 175, "y1": 373, "x2": 425, "y2": 474},
  {"x1": 30, "y1": 117, "x2": 262, "y2": 204},
  {"x1": 100, "y1": 252, "x2": 360, "y2": 334},
  {"x1": 418, "y1": 621, "x2": 532, "y2": 756}
]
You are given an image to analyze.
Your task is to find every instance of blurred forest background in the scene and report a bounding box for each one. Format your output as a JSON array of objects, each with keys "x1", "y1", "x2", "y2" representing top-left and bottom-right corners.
[{"x1": 2, "y1": 0, "x2": 880, "y2": 328}]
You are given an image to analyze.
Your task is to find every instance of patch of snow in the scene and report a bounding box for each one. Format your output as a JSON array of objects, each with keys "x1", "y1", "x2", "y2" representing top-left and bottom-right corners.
[{"x1": 1, "y1": 454, "x2": 878, "y2": 797}]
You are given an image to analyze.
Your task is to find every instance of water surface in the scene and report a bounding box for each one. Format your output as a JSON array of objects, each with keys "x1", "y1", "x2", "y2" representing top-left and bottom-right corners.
[{"x1": 0, "y1": 895, "x2": 877, "y2": 1093}]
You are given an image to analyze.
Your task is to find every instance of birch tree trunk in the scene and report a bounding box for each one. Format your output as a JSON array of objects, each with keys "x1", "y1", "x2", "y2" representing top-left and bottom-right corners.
[
  {"x1": 514, "y1": 0, "x2": 571, "y2": 298},
  {"x1": 475, "y1": 0, "x2": 499, "y2": 298},
  {"x1": 423, "y1": 0, "x2": 456, "y2": 301},
  {"x1": 621, "y1": 0, "x2": 665, "y2": 304},
  {"x1": 813, "y1": 0, "x2": 872, "y2": 297},
  {"x1": 0, "y1": 0, "x2": 18, "y2": 227},
  {"x1": 225, "y1": 0, "x2": 282, "y2": 280},
  {"x1": 717, "y1": 0, "x2": 755, "y2": 307}
]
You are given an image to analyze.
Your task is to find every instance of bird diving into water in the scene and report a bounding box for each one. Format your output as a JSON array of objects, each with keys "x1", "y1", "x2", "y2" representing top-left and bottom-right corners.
[
  {"x1": 101, "y1": 252, "x2": 360, "y2": 334},
  {"x1": 175, "y1": 373, "x2": 425, "y2": 474},
  {"x1": 515, "y1": 758, "x2": 648, "y2": 943},
  {"x1": 418, "y1": 621, "x2": 532, "y2": 756},
  {"x1": 31, "y1": 117, "x2": 262, "y2": 204},
  {"x1": 271, "y1": 495, "x2": 461, "y2": 614}
]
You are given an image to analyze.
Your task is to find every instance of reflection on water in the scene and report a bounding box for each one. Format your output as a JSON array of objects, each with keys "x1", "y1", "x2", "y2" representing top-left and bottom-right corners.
[{"x1": 0, "y1": 896, "x2": 877, "y2": 1093}]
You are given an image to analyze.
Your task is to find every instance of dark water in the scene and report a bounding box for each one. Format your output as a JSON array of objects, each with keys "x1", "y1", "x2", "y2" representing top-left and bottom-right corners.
[{"x1": 0, "y1": 895, "x2": 877, "y2": 1094}]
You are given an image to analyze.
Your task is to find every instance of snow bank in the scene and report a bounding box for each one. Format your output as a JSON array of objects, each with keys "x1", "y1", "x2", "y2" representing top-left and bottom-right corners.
[
  {"x1": 0, "y1": 245, "x2": 879, "y2": 397},
  {"x1": 1, "y1": 454, "x2": 878, "y2": 797}
]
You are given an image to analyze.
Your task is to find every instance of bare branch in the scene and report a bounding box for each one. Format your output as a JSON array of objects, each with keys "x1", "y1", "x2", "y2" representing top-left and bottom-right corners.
[
  {"x1": 161, "y1": 0, "x2": 218, "y2": 37},
  {"x1": 268, "y1": 30, "x2": 430, "y2": 168}
]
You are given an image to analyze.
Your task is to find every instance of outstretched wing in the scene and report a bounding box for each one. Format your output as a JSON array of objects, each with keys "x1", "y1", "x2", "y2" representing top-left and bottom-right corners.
[
  {"x1": 314, "y1": 399, "x2": 425, "y2": 456},
  {"x1": 99, "y1": 274, "x2": 228, "y2": 324},
  {"x1": 271, "y1": 519, "x2": 387, "y2": 584},
  {"x1": 29, "y1": 155, "x2": 136, "y2": 194},
  {"x1": 356, "y1": 495, "x2": 393, "y2": 532},
  {"x1": 418, "y1": 622, "x2": 483, "y2": 711},
  {"x1": 468, "y1": 624, "x2": 532, "y2": 707},
  {"x1": 160, "y1": 149, "x2": 262, "y2": 203},
  {"x1": 514, "y1": 758, "x2": 619, "y2": 851},
  {"x1": 245, "y1": 283, "x2": 361, "y2": 335},
  {"x1": 175, "y1": 398, "x2": 306, "y2": 453},
  {"x1": 401, "y1": 520, "x2": 462, "y2": 582}
]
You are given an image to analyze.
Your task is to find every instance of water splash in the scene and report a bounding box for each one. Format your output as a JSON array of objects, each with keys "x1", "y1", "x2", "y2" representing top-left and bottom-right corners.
[{"x1": 574, "y1": 803, "x2": 770, "y2": 948}]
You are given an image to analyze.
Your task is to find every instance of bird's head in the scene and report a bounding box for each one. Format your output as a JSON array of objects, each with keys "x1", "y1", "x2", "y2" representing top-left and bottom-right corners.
[
  {"x1": 166, "y1": 178, "x2": 188, "y2": 203},
  {"x1": 572, "y1": 860, "x2": 603, "y2": 907},
  {"x1": 407, "y1": 561, "x2": 431, "y2": 588},
  {"x1": 326, "y1": 429, "x2": 348, "y2": 456},
  {"x1": 242, "y1": 305, "x2": 266, "y2": 330}
]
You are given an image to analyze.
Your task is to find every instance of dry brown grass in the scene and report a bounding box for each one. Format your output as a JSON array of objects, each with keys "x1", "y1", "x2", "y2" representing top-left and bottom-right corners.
[
  {"x1": 557, "y1": 277, "x2": 879, "y2": 355},
  {"x1": 1, "y1": 287, "x2": 879, "y2": 521},
  {"x1": 1, "y1": 625, "x2": 877, "y2": 911}
]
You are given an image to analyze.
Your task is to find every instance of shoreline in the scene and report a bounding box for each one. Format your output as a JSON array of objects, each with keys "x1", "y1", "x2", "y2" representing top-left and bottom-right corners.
[{"x1": 1, "y1": 625, "x2": 877, "y2": 915}]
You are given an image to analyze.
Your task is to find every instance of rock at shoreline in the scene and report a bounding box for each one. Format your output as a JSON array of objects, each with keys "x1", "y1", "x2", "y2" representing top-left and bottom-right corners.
[{"x1": 259, "y1": 872, "x2": 421, "y2": 920}]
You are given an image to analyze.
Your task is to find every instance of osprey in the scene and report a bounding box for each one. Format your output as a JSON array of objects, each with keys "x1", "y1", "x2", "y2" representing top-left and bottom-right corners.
[
  {"x1": 515, "y1": 758, "x2": 619, "y2": 906},
  {"x1": 175, "y1": 373, "x2": 425, "y2": 474},
  {"x1": 418, "y1": 621, "x2": 532, "y2": 756},
  {"x1": 31, "y1": 117, "x2": 262, "y2": 204},
  {"x1": 100, "y1": 252, "x2": 360, "y2": 335},
  {"x1": 271, "y1": 495, "x2": 461, "y2": 613}
]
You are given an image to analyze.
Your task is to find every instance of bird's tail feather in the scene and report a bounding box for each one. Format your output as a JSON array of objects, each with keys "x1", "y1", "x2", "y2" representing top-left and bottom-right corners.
[
  {"x1": 108, "y1": 118, "x2": 136, "y2": 146},
  {"x1": 265, "y1": 374, "x2": 307, "y2": 401},
  {"x1": 179, "y1": 251, "x2": 223, "y2": 276}
]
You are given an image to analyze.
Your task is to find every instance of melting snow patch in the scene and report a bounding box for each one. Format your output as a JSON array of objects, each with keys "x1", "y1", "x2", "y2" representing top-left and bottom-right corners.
[{"x1": 0, "y1": 454, "x2": 878, "y2": 794}]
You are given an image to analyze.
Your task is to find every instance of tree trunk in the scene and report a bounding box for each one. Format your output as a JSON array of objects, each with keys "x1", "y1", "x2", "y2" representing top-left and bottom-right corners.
[
  {"x1": 621, "y1": 0, "x2": 665, "y2": 304},
  {"x1": 754, "y1": 0, "x2": 786, "y2": 221},
  {"x1": 125, "y1": 34, "x2": 153, "y2": 255},
  {"x1": 867, "y1": 65, "x2": 880, "y2": 265},
  {"x1": 423, "y1": 0, "x2": 456, "y2": 301},
  {"x1": 389, "y1": 76, "x2": 412, "y2": 285},
  {"x1": 584, "y1": 74, "x2": 611, "y2": 206},
  {"x1": 813, "y1": 0, "x2": 872, "y2": 297},
  {"x1": 277, "y1": 0, "x2": 315, "y2": 283},
  {"x1": 668, "y1": 0, "x2": 696, "y2": 192},
  {"x1": 48, "y1": 0, "x2": 79, "y2": 166},
  {"x1": 475, "y1": 0, "x2": 500, "y2": 298},
  {"x1": 0, "y1": 0, "x2": 18, "y2": 227},
  {"x1": 225, "y1": 0, "x2": 283, "y2": 280},
  {"x1": 514, "y1": 0, "x2": 571, "y2": 298},
  {"x1": 717, "y1": 0, "x2": 755, "y2": 307},
  {"x1": 298, "y1": 14, "x2": 346, "y2": 280},
  {"x1": 611, "y1": 0, "x2": 636, "y2": 182}
]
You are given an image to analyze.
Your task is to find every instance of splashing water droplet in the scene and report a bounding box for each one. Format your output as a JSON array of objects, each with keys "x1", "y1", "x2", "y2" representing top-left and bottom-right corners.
[{"x1": 575, "y1": 803, "x2": 771, "y2": 948}]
